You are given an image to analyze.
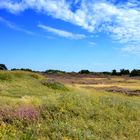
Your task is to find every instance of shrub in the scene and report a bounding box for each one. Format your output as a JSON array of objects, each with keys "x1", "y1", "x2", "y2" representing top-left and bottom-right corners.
[
  {"x1": 11, "y1": 68, "x2": 32, "y2": 72},
  {"x1": 130, "y1": 69, "x2": 140, "y2": 77},
  {"x1": 119, "y1": 69, "x2": 130, "y2": 75},
  {"x1": 112, "y1": 69, "x2": 117, "y2": 75},
  {"x1": 41, "y1": 79, "x2": 68, "y2": 91},
  {"x1": 102, "y1": 72, "x2": 111, "y2": 75},
  {"x1": 44, "y1": 69, "x2": 66, "y2": 74},
  {"x1": 0, "y1": 106, "x2": 40, "y2": 123},
  {"x1": 0, "y1": 64, "x2": 7, "y2": 70},
  {"x1": 79, "y1": 70, "x2": 91, "y2": 74}
]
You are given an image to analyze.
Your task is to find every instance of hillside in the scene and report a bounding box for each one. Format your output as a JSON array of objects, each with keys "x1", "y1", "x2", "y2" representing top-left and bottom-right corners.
[{"x1": 0, "y1": 71, "x2": 140, "y2": 140}]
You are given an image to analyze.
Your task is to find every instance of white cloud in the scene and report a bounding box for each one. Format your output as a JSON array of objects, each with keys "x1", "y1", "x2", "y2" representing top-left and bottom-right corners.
[
  {"x1": 121, "y1": 45, "x2": 140, "y2": 54},
  {"x1": 0, "y1": 16, "x2": 35, "y2": 35},
  {"x1": 0, "y1": 1, "x2": 27, "y2": 13},
  {"x1": 1, "y1": 0, "x2": 140, "y2": 53},
  {"x1": 89, "y1": 41, "x2": 96, "y2": 46},
  {"x1": 38, "y1": 24, "x2": 86, "y2": 40}
]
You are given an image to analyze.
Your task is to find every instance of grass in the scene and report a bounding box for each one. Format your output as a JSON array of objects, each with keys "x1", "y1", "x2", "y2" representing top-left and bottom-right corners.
[
  {"x1": 76, "y1": 76, "x2": 140, "y2": 90},
  {"x1": 0, "y1": 71, "x2": 140, "y2": 140},
  {"x1": 41, "y1": 79, "x2": 69, "y2": 91}
]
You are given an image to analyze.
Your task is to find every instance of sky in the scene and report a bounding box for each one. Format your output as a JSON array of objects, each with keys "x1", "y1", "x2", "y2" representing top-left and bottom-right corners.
[{"x1": 0, "y1": 0, "x2": 140, "y2": 72}]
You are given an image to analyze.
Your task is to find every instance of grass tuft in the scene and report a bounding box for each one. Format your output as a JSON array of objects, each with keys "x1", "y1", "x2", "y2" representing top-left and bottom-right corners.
[
  {"x1": 41, "y1": 79, "x2": 69, "y2": 91},
  {"x1": 0, "y1": 71, "x2": 12, "y2": 81}
]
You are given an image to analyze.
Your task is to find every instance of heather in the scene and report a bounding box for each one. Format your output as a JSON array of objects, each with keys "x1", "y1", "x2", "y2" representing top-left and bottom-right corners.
[{"x1": 0, "y1": 71, "x2": 140, "y2": 140}]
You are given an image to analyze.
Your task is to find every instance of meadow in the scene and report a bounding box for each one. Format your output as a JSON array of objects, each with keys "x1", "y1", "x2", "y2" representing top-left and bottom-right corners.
[{"x1": 0, "y1": 71, "x2": 140, "y2": 140}]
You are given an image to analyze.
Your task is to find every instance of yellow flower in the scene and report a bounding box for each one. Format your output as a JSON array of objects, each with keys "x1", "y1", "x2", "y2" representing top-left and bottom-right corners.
[{"x1": 63, "y1": 136, "x2": 70, "y2": 140}]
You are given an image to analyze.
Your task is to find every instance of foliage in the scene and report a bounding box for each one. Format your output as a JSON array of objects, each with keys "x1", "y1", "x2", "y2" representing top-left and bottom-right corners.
[
  {"x1": 79, "y1": 70, "x2": 91, "y2": 74},
  {"x1": 0, "y1": 64, "x2": 7, "y2": 70},
  {"x1": 119, "y1": 69, "x2": 130, "y2": 75},
  {"x1": 102, "y1": 71, "x2": 111, "y2": 75},
  {"x1": 112, "y1": 69, "x2": 117, "y2": 75},
  {"x1": 41, "y1": 79, "x2": 68, "y2": 91},
  {"x1": 11, "y1": 68, "x2": 33, "y2": 72},
  {"x1": 111, "y1": 69, "x2": 130, "y2": 76},
  {"x1": 0, "y1": 71, "x2": 140, "y2": 139},
  {"x1": 44, "y1": 69, "x2": 66, "y2": 74},
  {"x1": 130, "y1": 69, "x2": 140, "y2": 77}
]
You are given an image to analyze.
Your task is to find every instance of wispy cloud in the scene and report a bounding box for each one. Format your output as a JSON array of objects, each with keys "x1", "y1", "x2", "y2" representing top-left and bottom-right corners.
[
  {"x1": 0, "y1": 16, "x2": 35, "y2": 35},
  {"x1": 89, "y1": 41, "x2": 96, "y2": 46},
  {"x1": 38, "y1": 24, "x2": 86, "y2": 40},
  {"x1": 1, "y1": 0, "x2": 140, "y2": 53},
  {"x1": 121, "y1": 45, "x2": 140, "y2": 54},
  {"x1": 0, "y1": 1, "x2": 26, "y2": 13}
]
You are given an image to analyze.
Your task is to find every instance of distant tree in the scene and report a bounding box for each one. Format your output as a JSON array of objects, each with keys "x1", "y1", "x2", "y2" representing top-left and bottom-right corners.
[
  {"x1": 0, "y1": 64, "x2": 8, "y2": 70},
  {"x1": 79, "y1": 70, "x2": 91, "y2": 74},
  {"x1": 119, "y1": 69, "x2": 130, "y2": 75},
  {"x1": 11, "y1": 68, "x2": 32, "y2": 72},
  {"x1": 102, "y1": 72, "x2": 111, "y2": 75},
  {"x1": 45, "y1": 69, "x2": 66, "y2": 74},
  {"x1": 112, "y1": 69, "x2": 117, "y2": 75},
  {"x1": 130, "y1": 69, "x2": 140, "y2": 77},
  {"x1": 20, "y1": 68, "x2": 32, "y2": 72},
  {"x1": 11, "y1": 68, "x2": 18, "y2": 71}
]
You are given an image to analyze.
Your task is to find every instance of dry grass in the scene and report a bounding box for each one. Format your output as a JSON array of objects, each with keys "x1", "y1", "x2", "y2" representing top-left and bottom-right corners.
[{"x1": 0, "y1": 71, "x2": 140, "y2": 139}]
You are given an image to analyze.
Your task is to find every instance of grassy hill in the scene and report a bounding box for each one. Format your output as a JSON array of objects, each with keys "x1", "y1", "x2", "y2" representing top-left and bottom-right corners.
[{"x1": 0, "y1": 71, "x2": 140, "y2": 140}]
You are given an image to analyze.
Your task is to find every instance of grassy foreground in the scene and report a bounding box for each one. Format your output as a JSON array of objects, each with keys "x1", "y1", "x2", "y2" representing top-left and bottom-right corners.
[{"x1": 0, "y1": 71, "x2": 140, "y2": 140}]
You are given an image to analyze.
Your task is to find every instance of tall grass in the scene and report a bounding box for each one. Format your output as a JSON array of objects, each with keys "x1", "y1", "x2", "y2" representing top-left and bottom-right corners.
[
  {"x1": 0, "y1": 71, "x2": 12, "y2": 81},
  {"x1": 0, "y1": 71, "x2": 140, "y2": 140},
  {"x1": 0, "y1": 71, "x2": 43, "y2": 81}
]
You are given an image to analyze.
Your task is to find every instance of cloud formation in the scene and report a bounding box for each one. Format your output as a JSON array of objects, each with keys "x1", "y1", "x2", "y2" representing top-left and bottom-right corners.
[
  {"x1": 121, "y1": 45, "x2": 140, "y2": 54},
  {"x1": 38, "y1": 24, "x2": 86, "y2": 40},
  {"x1": 0, "y1": 16, "x2": 35, "y2": 35},
  {"x1": 0, "y1": 0, "x2": 140, "y2": 53}
]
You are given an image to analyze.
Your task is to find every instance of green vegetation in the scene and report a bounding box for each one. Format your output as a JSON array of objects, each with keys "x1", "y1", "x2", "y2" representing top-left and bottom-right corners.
[
  {"x1": 0, "y1": 64, "x2": 7, "y2": 70},
  {"x1": 0, "y1": 71, "x2": 140, "y2": 140},
  {"x1": 79, "y1": 70, "x2": 91, "y2": 74},
  {"x1": 45, "y1": 69, "x2": 66, "y2": 74},
  {"x1": 130, "y1": 69, "x2": 140, "y2": 77},
  {"x1": 11, "y1": 68, "x2": 33, "y2": 72},
  {"x1": 1, "y1": 64, "x2": 140, "y2": 77},
  {"x1": 41, "y1": 79, "x2": 69, "y2": 91}
]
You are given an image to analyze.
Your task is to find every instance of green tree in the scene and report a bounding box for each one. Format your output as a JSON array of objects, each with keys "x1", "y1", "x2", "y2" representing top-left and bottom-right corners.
[
  {"x1": 112, "y1": 69, "x2": 117, "y2": 75},
  {"x1": 119, "y1": 69, "x2": 130, "y2": 75},
  {"x1": 0, "y1": 64, "x2": 8, "y2": 70},
  {"x1": 130, "y1": 69, "x2": 140, "y2": 76},
  {"x1": 79, "y1": 70, "x2": 91, "y2": 74}
]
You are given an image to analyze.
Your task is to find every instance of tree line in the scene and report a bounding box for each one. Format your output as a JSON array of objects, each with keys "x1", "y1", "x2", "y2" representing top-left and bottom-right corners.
[
  {"x1": 0, "y1": 64, "x2": 140, "y2": 77},
  {"x1": 78, "y1": 69, "x2": 140, "y2": 76}
]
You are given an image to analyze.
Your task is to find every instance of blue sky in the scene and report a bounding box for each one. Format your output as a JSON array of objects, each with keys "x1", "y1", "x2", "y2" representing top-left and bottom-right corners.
[{"x1": 0, "y1": 0, "x2": 140, "y2": 72}]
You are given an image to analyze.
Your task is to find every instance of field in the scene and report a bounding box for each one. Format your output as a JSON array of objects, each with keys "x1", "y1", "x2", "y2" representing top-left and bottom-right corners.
[{"x1": 0, "y1": 71, "x2": 140, "y2": 140}]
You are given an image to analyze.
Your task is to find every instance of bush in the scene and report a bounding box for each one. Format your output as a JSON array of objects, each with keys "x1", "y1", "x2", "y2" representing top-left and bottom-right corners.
[
  {"x1": 44, "y1": 69, "x2": 66, "y2": 74},
  {"x1": 130, "y1": 69, "x2": 140, "y2": 77},
  {"x1": 41, "y1": 79, "x2": 68, "y2": 91},
  {"x1": 11, "y1": 68, "x2": 32, "y2": 72},
  {"x1": 111, "y1": 69, "x2": 117, "y2": 75},
  {"x1": 0, "y1": 64, "x2": 7, "y2": 70},
  {"x1": 102, "y1": 72, "x2": 111, "y2": 75},
  {"x1": 119, "y1": 69, "x2": 130, "y2": 75},
  {"x1": 79, "y1": 70, "x2": 91, "y2": 74}
]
